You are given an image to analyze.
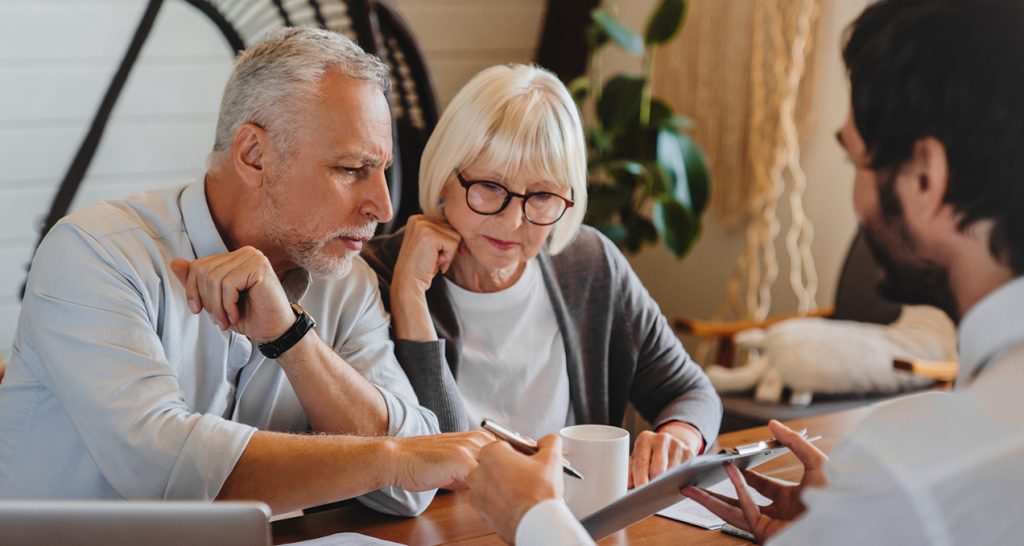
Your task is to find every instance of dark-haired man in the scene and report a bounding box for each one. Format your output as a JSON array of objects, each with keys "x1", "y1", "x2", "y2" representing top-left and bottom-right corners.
[{"x1": 466, "y1": 0, "x2": 1024, "y2": 543}]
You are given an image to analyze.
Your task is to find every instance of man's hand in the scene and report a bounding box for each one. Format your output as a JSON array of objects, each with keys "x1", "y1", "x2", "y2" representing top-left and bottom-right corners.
[
  {"x1": 170, "y1": 246, "x2": 294, "y2": 343},
  {"x1": 681, "y1": 420, "x2": 829, "y2": 543},
  {"x1": 467, "y1": 434, "x2": 565, "y2": 544},
  {"x1": 629, "y1": 422, "x2": 701, "y2": 488},
  {"x1": 390, "y1": 215, "x2": 462, "y2": 342},
  {"x1": 387, "y1": 430, "x2": 494, "y2": 493}
]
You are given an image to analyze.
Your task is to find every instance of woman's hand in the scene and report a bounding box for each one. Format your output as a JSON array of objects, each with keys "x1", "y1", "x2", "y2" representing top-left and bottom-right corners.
[
  {"x1": 628, "y1": 422, "x2": 702, "y2": 488},
  {"x1": 391, "y1": 215, "x2": 462, "y2": 341}
]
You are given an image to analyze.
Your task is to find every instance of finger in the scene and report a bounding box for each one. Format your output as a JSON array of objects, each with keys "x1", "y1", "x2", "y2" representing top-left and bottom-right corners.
[
  {"x1": 631, "y1": 439, "x2": 653, "y2": 487},
  {"x1": 535, "y1": 434, "x2": 563, "y2": 466},
  {"x1": 681, "y1": 486, "x2": 751, "y2": 531},
  {"x1": 648, "y1": 436, "x2": 671, "y2": 480},
  {"x1": 725, "y1": 464, "x2": 765, "y2": 537},
  {"x1": 741, "y1": 469, "x2": 786, "y2": 500},
  {"x1": 769, "y1": 420, "x2": 828, "y2": 469},
  {"x1": 667, "y1": 440, "x2": 686, "y2": 469},
  {"x1": 185, "y1": 262, "x2": 203, "y2": 315},
  {"x1": 200, "y1": 258, "x2": 236, "y2": 330},
  {"x1": 702, "y1": 488, "x2": 742, "y2": 508},
  {"x1": 170, "y1": 258, "x2": 191, "y2": 287},
  {"x1": 220, "y1": 251, "x2": 260, "y2": 325},
  {"x1": 218, "y1": 253, "x2": 268, "y2": 328}
]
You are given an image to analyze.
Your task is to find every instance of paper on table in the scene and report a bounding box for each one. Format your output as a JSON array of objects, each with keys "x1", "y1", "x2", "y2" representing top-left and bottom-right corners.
[
  {"x1": 656, "y1": 477, "x2": 796, "y2": 530},
  {"x1": 283, "y1": 532, "x2": 406, "y2": 545}
]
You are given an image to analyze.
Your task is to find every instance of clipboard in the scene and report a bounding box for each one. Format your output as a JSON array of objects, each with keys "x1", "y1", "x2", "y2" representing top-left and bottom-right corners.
[{"x1": 580, "y1": 431, "x2": 819, "y2": 541}]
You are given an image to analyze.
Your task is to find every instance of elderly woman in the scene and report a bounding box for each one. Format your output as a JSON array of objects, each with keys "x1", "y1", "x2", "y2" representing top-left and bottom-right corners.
[{"x1": 363, "y1": 64, "x2": 721, "y2": 486}]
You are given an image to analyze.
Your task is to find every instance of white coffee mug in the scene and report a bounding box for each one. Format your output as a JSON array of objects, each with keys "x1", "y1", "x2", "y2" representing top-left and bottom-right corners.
[{"x1": 559, "y1": 424, "x2": 630, "y2": 518}]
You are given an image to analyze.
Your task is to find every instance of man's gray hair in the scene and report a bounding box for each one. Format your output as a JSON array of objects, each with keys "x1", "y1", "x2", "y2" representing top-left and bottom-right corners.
[{"x1": 212, "y1": 26, "x2": 391, "y2": 158}]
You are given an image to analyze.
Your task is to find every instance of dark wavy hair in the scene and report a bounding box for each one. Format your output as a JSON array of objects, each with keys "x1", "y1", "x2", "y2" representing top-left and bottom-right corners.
[{"x1": 844, "y1": 0, "x2": 1024, "y2": 274}]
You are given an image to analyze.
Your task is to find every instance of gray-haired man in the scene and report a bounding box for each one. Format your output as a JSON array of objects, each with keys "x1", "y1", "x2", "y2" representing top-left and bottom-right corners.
[{"x1": 0, "y1": 27, "x2": 489, "y2": 516}]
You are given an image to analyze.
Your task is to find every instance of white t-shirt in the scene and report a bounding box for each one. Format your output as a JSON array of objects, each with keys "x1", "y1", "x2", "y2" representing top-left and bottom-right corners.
[{"x1": 445, "y1": 258, "x2": 571, "y2": 439}]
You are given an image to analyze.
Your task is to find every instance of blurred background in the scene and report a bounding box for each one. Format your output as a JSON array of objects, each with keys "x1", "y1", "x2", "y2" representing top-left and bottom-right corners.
[{"x1": 0, "y1": 0, "x2": 871, "y2": 359}]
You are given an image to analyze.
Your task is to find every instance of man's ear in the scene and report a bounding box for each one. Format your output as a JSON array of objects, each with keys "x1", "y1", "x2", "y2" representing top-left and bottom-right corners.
[
  {"x1": 232, "y1": 123, "x2": 268, "y2": 188},
  {"x1": 902, "y1": 136, "x2": 950, "y2": 222}
]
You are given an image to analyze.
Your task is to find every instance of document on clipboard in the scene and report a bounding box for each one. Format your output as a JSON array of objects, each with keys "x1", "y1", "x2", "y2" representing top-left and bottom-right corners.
[{"x1": 580, "y1": 431, "x2": 820, "y2": 541}]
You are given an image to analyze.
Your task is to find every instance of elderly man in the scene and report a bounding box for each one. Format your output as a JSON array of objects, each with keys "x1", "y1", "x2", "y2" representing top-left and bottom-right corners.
[
  {"x1": 0, "y1": 27, "x2": 489, "y2": 516},
  {"x1": 467, "y1": 0, "x2": 1024, "y2": 544}
]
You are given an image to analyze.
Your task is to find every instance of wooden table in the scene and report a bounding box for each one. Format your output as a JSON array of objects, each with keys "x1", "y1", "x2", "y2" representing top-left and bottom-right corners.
[{"x1": 273, "y1": 406, "x2": 873, "y2": 545}]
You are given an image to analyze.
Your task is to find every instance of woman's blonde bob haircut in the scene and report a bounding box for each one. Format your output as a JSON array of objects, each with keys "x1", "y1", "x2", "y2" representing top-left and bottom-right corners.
[{"x1": 418, "y1": 64, "x2": 588, "y2": 254}]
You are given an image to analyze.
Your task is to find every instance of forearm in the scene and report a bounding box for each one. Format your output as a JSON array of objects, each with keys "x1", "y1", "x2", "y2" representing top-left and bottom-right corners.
[
  {"x1": 216, "y1": 430, "x2": 394, "y2": 514},
  {"x1": 276, "y1": 331, "x2": 388, "y2": 434},
  {"x1": 390, "y1": 284, "x2": 437, "y2": 342}
]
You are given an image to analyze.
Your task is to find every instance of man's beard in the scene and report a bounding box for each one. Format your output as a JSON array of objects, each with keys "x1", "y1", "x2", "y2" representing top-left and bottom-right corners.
[
  {"x1": 259, "y1": 190, "x2": 377, "y2": 278},
  {"x1": 278, "y1": 222, "x2": 376, "y2": 278},
  {"x1": 861, "y1": 182, "x2": 960, "y2": 321}
]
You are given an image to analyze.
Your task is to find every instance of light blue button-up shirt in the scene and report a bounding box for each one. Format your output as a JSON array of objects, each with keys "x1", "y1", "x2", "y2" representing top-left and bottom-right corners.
[{"x1": 0, "y1": 180, "x2": 439, "y2": 515}]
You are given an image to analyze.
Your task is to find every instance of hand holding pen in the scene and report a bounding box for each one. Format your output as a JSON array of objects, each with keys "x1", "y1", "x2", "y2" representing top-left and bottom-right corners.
[{"x1": 481, "y1": 419, "x2": 584, "y2": 480}]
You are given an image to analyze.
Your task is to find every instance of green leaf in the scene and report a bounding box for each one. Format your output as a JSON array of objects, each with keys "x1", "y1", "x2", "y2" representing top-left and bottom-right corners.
[
  {"x1": 596, "y1": 223, "x2": 628, "y2": 246},
  {"x1": 623, "y1": 214, "x2": 659, "y2": 253},
  {"x1": 597, "y1": 75, "x2": 645, "y2": 131},
  {"x1": 586, "y1": 127, "x2": 614, "y2": 157},
  {"x1": 585, "y1": 183, "x2": 633, "y2": 224},
  {"x1": 656, "y1": 129, "x2": 710, "y2": 216},
  {"x1": 645, "y1": 0, "x2": 687, "y2": 45},
  {"x1": 652, "y1": 198, "x2": 699, "y2": 257},
  {"x1": 592, "y1": 9, "x2": 644, "y2": 57},
  {"x1": 604, "y1": 159, "x2": 647, "y2": 177},
  {"x1": 568, "y1": 76, "x2": 591, "y2": 105},
  {"x1": 648, "y1": 98, "x2": 674, "y2": 128},
  {"x1": 586, "y1": 24, "x2": 610, "y2": 50}
]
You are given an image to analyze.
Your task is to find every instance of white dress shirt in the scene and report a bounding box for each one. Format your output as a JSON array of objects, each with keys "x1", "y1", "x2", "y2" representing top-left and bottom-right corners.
[
  {"x1": 0, "y1": 181, "x2": 439, "y2": 515},
  {"x1": 446, "y1": 258, "x2": 572, "y2": 439},
  {"x1": 514, "y1": 276, "x2": 1024, "y2": 545},
  {"x1": 772, "y1": 275, "x2": 1024, "y2": 545}
]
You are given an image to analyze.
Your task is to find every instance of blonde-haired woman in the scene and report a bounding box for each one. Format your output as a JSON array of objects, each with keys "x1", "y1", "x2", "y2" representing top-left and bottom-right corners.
[{"x1": 363, "y1": 64, "x2": 721, "y2": 486}]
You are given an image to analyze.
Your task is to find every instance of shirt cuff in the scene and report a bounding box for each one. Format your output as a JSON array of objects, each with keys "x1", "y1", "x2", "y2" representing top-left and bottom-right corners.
[
  {"x1": 163, "y1": 414, "x2": 257, "y2": 500},
  {"x1": 516, "y1": 498, "x2": 595, "y2": 546},
  {"x1": 375, "y1": 383, "x2": 440, "y2": 437}
]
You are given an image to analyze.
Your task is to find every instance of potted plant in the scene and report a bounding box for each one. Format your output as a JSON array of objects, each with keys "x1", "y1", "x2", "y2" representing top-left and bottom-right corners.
[{"x1": 571, "y1": 0, "x2": 709, "y2": 258}]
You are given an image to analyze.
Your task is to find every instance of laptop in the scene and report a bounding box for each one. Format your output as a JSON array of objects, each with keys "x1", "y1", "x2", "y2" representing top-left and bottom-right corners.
[{"x1": 0, "y1": 501, "x2": 272, "y2": 546}]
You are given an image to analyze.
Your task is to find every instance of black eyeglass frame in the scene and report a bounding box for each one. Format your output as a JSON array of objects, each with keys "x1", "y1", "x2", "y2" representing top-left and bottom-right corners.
[{"x1": 454, "y1": 170, "x2": 575, "y2": 226}]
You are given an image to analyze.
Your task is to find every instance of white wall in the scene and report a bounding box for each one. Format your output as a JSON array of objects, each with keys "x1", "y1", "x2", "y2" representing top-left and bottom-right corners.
[{"x1": 0, "y1": 0, "x2": 235, "y2": 357}]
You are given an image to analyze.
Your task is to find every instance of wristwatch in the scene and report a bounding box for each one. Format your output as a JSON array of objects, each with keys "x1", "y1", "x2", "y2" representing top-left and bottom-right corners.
[{"x1": 258, "y1": 303, "x2": 316, "y2": 359}]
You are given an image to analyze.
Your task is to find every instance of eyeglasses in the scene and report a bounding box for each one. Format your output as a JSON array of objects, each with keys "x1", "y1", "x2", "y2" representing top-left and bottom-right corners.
[{"x1": 454, "y1": 170, "x2": 574, "y2": 226}]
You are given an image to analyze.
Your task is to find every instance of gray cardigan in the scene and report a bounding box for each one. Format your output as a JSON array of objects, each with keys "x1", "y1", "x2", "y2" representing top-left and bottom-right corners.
[{"x1": 362, "y1": 225, "x2": 722, "y2": 445}]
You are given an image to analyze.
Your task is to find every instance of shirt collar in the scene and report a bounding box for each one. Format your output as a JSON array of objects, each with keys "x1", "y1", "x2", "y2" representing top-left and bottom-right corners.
[
  {"x1": 180, "y1": 179, "x2": 313, "y2": 302},
  {"x1": 958, "y1": 275, "x2": 1024, "y2": 379},
  {"x1": 181, "y1": 179, "x2": 229, "y2": 259}
]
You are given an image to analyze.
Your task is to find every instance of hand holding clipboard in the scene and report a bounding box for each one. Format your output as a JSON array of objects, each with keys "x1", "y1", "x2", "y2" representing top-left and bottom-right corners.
[
  {"x1": 681, "y1": 420, "x2": 829, "y2": 543},
  {"x1": 582, "y1": 420, "x2": 823, "y2": 542}
]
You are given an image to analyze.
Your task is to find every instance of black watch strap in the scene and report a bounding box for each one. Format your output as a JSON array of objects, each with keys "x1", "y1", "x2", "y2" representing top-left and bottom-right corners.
[{"x1": 258, "y1": 303, "x2": 316, "y2": 359}]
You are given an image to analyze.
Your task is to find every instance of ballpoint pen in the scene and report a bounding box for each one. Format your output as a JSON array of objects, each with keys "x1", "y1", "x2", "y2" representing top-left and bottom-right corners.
[{"x1": 481, "y1": 418, "x2": 584, "y2": 480}]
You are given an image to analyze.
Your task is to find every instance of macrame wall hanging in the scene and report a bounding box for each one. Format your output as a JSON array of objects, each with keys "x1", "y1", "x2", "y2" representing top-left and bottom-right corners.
[{"x1": 654, "y1": 0, "x2": 821, "y2": 340}]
